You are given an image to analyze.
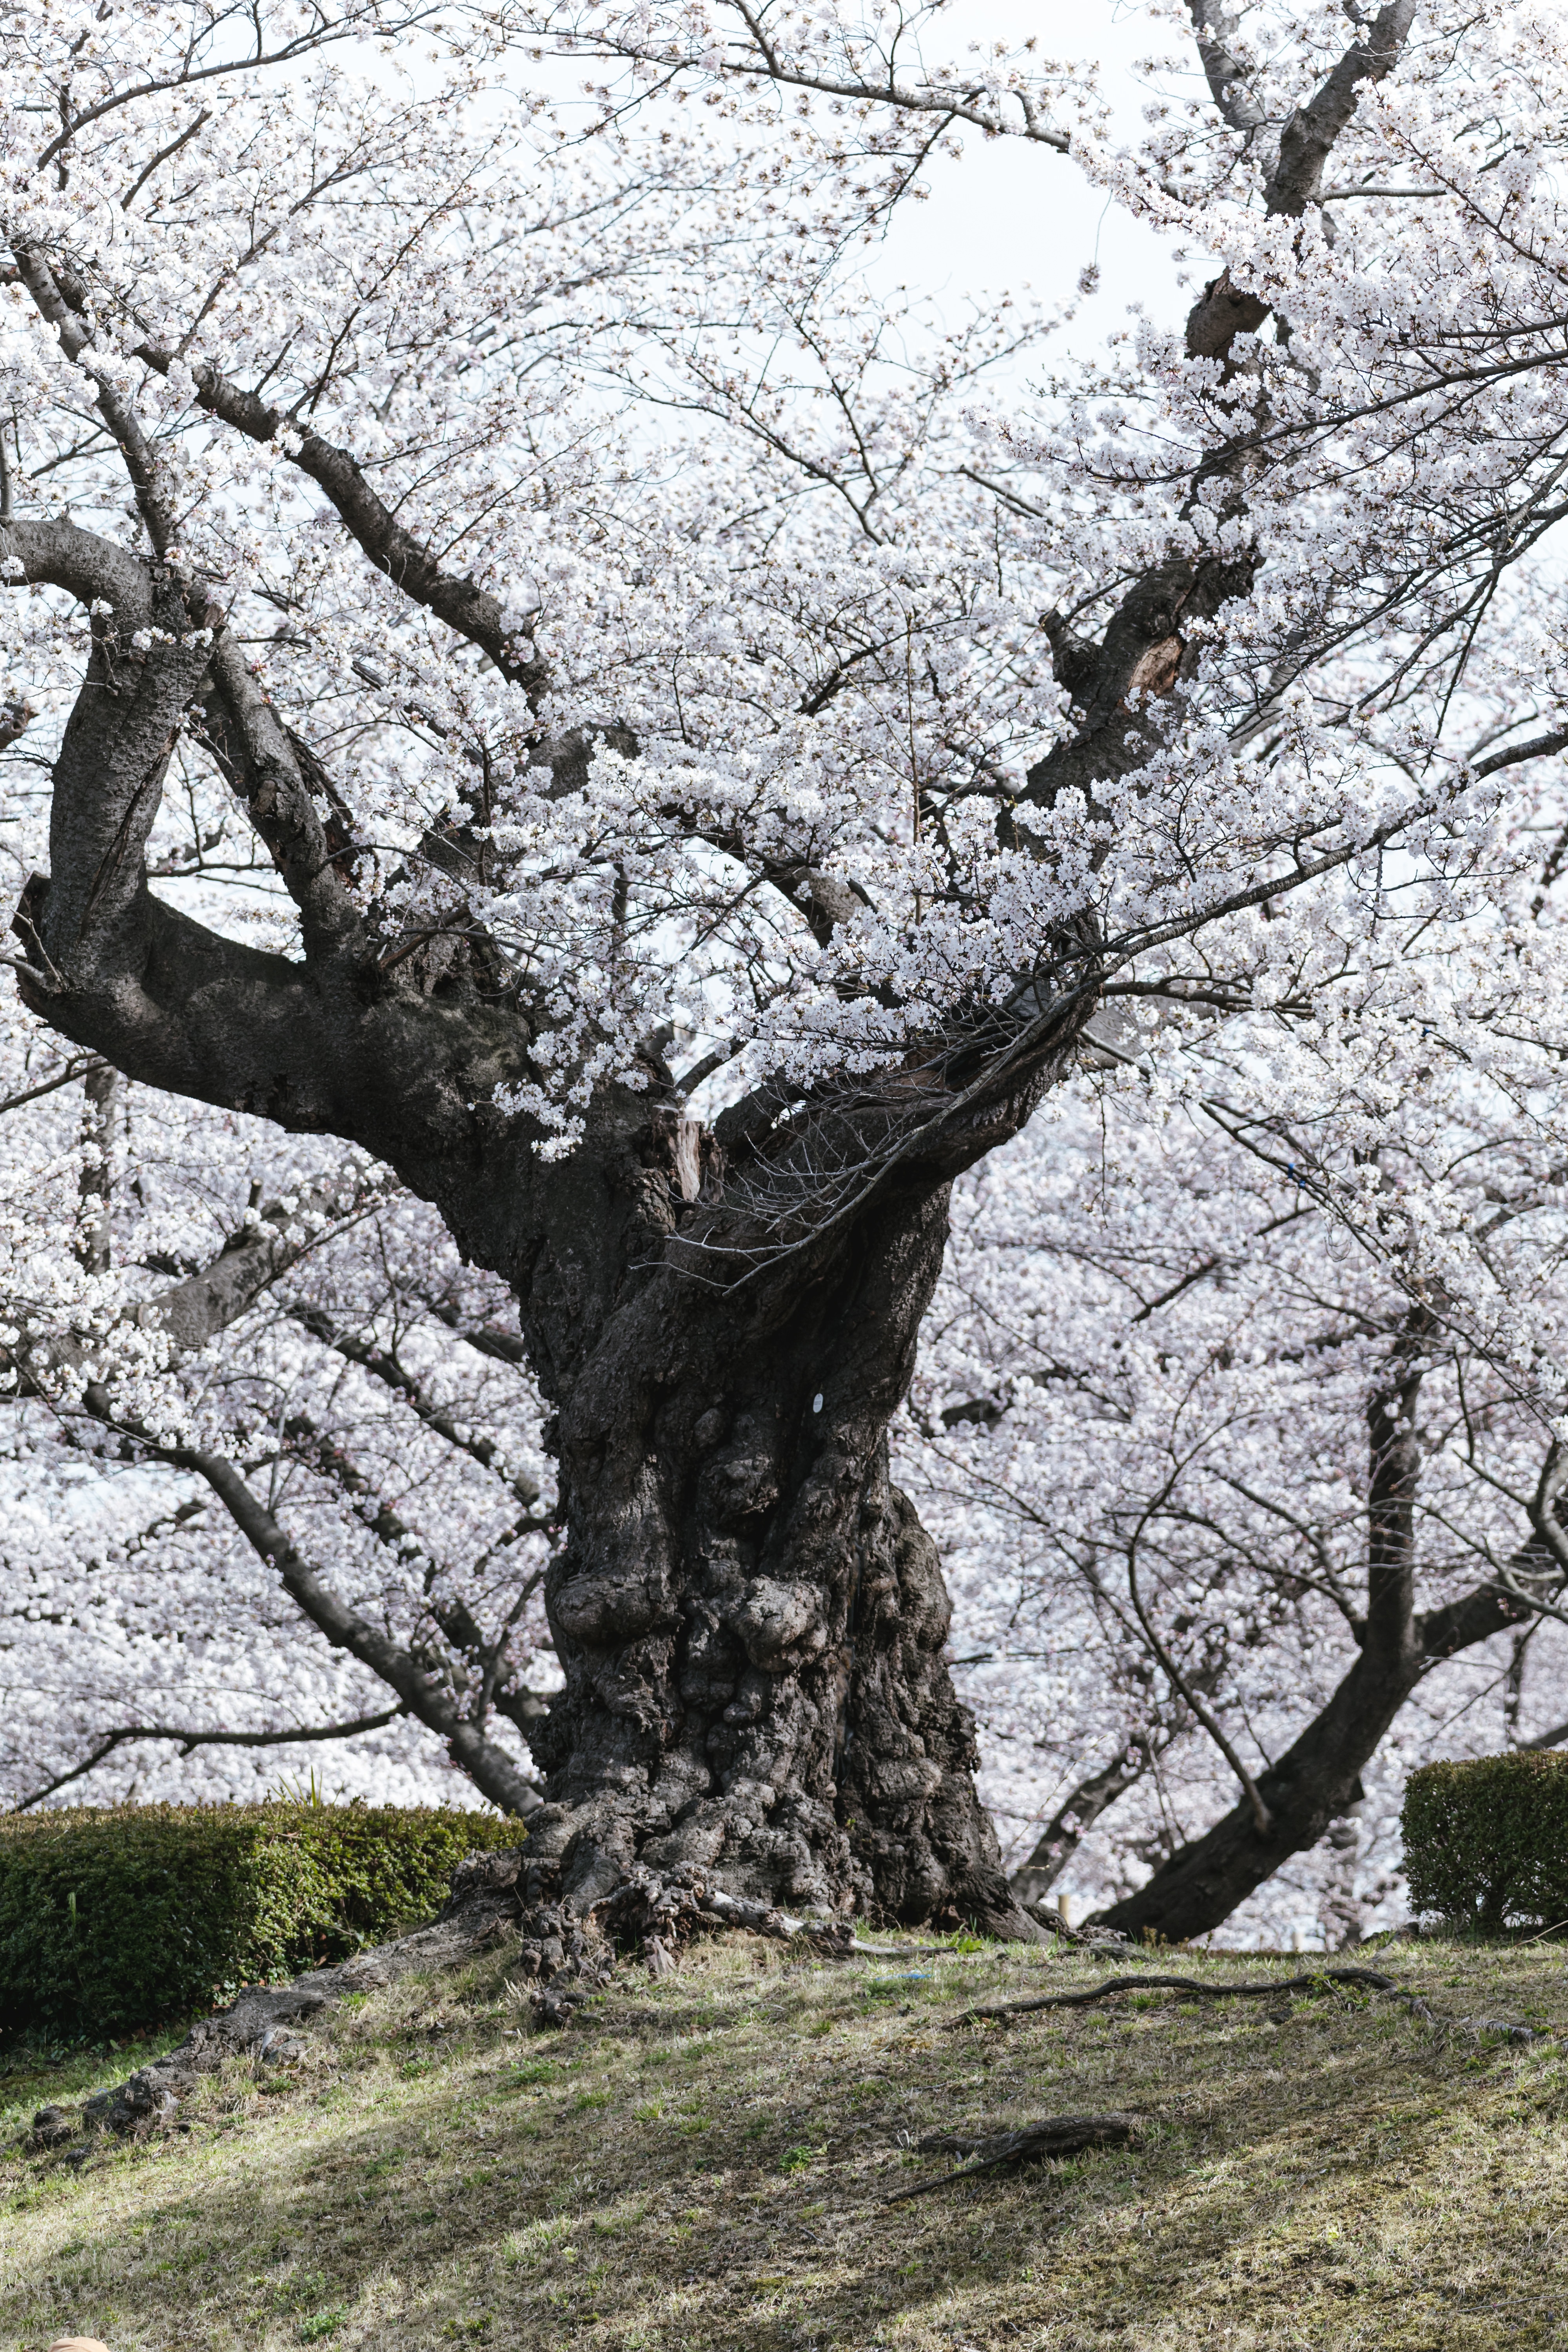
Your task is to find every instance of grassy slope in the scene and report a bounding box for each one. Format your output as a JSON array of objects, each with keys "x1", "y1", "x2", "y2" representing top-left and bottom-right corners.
[{"x1": 2, "y1": 1935, "x2": 1567, "y2": 2352}]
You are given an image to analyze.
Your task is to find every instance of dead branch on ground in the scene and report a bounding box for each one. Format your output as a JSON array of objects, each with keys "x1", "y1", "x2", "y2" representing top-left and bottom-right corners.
[{"x1": 883, "y1": 2113, "x2": 1139, "y2": 2202}]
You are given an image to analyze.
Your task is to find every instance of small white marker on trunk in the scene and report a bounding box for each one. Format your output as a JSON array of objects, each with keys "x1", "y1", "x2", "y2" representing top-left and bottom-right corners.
[{"x1": 812, "y1": 1393, "x2": 823, "y2": 1413}]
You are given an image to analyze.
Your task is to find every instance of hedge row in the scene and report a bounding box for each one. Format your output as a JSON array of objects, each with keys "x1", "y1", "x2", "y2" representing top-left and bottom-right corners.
[
  {"x1": 0, "y1": 1802, "x2": 528, "y2": 2038},
  {"x1": 1401, "y1": 1751, "x2": 1568, "y2": 1931}
]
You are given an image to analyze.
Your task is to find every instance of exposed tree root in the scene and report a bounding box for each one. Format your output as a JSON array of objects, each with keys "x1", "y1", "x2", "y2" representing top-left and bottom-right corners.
[
  {"x1": 601, "y1": 1864, "x2": 968, "y2": 1968},
  {"x1": 31, "y1": 1842, "x2": 1555, "y2": 2161},
  {"x1": 951, "y1": 1965, "x2": 1554, "y2": 2045},
  {"x1": 887, "y1": 1968, "x2": 1554, "y2": 2206},
  {"x1": 883, "y1": 2114, "x2": 1139, "y2": 2203},
  {"x1": 65, "y1": 1864, "x2": 533, "y2": 2140},
  {"x1": 952, "y1": 1966, "x2": 1401, "y2": 2027},
  {"x1": 22, "y1": 1850, "x2": 979, "y2": 2148}
]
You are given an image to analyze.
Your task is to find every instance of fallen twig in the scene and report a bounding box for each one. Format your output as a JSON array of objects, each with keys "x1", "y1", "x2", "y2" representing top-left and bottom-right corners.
[
  {"x1": 951, "y1": 1966, "x2": 1556, "y2": 2049},
  {"x1": 952, "y1": 1966, "x2": 1398, "y2": 2027},
  {"x1": 882, "y1": 2112, "x2": 1138, "y2": 2203}
]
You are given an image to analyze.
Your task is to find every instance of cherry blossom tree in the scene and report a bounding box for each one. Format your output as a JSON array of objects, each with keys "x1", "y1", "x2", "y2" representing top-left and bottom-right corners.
[
  {"x1": 909, "y1": 879, "x2": 1568, "y2": 1941},
  {"x1": 0, "y1": 1016, "x2": 560, "y2": 1817},
  {"x1": 5, "y1": 0, "x2": 1568, "y2": 1941}
]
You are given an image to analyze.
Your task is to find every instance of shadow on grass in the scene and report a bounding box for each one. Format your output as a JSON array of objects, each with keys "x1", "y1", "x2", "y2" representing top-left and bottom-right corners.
[{"x1": 3, "y1": 1938, "x2": 1567, "y2": 2351}]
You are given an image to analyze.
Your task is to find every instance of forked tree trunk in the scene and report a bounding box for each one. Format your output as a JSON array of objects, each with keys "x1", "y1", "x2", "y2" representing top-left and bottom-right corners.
[
  {"x1": 495, "y1": 1107, "x2": 1034, "y2": 1937},
  {"x1": 10, "y1": 594, "x2": 1070, "y2": 1937}
]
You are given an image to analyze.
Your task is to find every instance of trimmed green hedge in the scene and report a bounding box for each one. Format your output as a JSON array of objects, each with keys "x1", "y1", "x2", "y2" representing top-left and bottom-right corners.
[
  {"x1": 0, "y1": 1802, "x2": 528, "y2": 2039},
  {"x1": 1402, "y1": 1752, "x2": 1568, "y2": 1931}
]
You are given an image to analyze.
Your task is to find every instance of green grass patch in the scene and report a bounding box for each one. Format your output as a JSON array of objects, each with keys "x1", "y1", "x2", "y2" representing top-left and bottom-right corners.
[{"x1": 4, "y1": 1936, "x2": 1568, "y2": 2348}]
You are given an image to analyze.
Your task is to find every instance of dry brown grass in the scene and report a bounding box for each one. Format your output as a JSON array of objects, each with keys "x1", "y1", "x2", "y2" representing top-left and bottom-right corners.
[{"x1": 4, "y1": 1933, "x2": 1568, "y2": 2351}]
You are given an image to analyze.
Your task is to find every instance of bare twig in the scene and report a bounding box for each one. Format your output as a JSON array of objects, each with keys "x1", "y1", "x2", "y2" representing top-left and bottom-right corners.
[{"x1": 8, "y1": 1705, "x2": 408, "y2": 1812}]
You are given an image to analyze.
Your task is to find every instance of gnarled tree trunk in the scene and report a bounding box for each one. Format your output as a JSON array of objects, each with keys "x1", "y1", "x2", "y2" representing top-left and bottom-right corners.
[
  {"x1": 9, "y1": 601, "x2": 1064, "y2": 1927},
  {"x1": 467, "y1": 1090, "x2": 1057, "y2": 1936}
]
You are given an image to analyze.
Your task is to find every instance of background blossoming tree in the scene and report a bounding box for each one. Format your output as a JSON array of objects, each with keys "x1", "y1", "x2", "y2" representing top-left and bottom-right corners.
[
  {"x1": 5, "y1": 0, "x2": 1568, "y2": 1941},
  {"x1": 915, "y1": 933, "x2": 1568, "y2": 1943}
]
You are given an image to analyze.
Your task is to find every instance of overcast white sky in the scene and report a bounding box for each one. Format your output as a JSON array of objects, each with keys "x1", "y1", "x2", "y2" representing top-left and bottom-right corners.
[
  {"x1": 505, "y1": 0, "x2": 1203, "y2": 397},
  {"x1": 861, "y1": 0, "x2": 1195, "y2": 366}
]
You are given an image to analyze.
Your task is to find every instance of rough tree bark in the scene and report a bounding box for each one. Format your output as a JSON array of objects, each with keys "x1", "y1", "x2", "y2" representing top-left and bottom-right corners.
[
  {"x1": 512, "y1": 1089, "x2": 1064, "y2": 1928},
  {"x1": 1, "y1": 0, "x2": 1425, "y2": 1941}
]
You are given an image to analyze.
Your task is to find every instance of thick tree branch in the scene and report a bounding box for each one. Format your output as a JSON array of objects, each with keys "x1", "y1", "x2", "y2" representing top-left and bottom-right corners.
[
  {"x1": 1363, "y1": 1305, "x2": 1429, "y2": 1668},
  {"x1": 1187, "y1": 0, "x2": 1273, "y2": 143},
  {"x1": 8, "y1": 1706, "x2": 408, "y2": 1813},
  {"x1": 195, "y1": 634, "x2": 365, "y2": 952},
  {"x1": 1266, "y1": 0, "x2": 1420, "y2": 218},
  {"x1": 0, "y1": 513, "x2": 154, "y2": 625},
  {"x1": 1094, "y1": 1543, "x2": 1541, "y2": 1943},
  {"x1": 165, "y1": 1441, "x2": 541, "y2": 1816},
  {"x1": 14, "y1": 245, "x2": 182, "y2": 559},
  {"x1": 1086, "y1": 1299, "x2": 1546, "y2": 1941},
  {"x1": 1031, "y1": 0, "x2": 1419, "y2": 825},
  {"x1": 4, "y1": 521, "x2": 539, "y2": 1207},
  {"x1": 14, "y1": 250, "x2": 365, "y2": 953},
  {"x1": 1472, "y1": 724, "x2": 1568, "y2": 780},
  {"x1": 1, "y1": 1170, "x2": 380, "y2": 1398},
  {"x1": 127, "y1": 338, "x2": 546, "y2": 693}
]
